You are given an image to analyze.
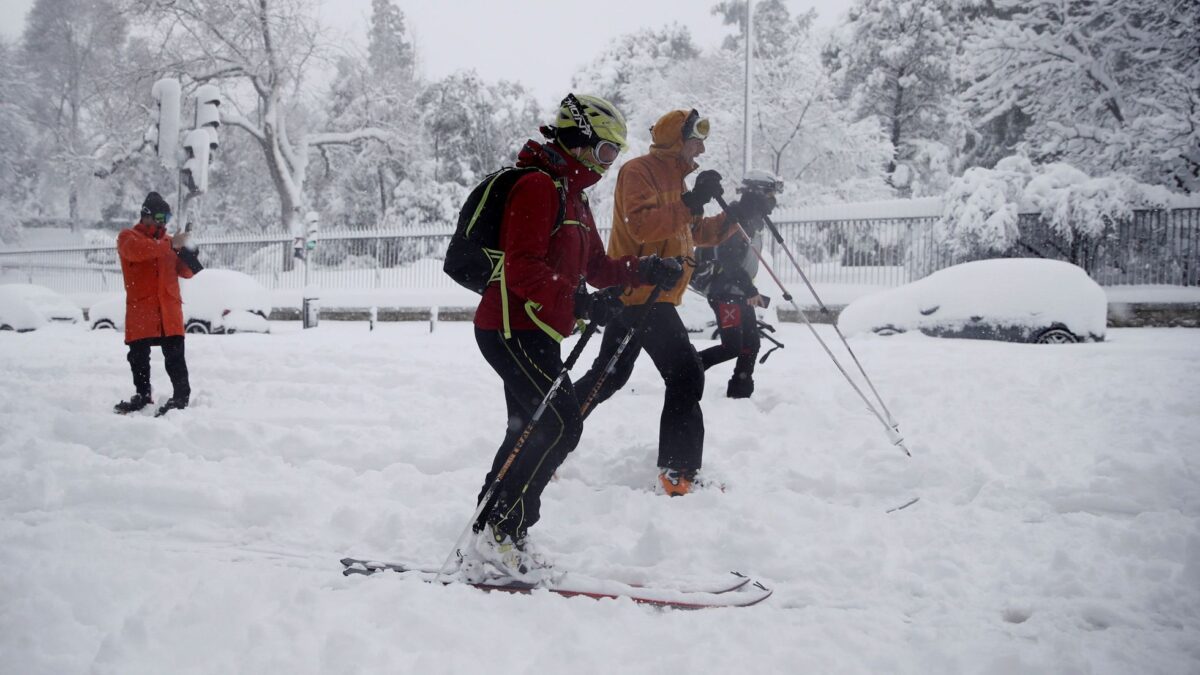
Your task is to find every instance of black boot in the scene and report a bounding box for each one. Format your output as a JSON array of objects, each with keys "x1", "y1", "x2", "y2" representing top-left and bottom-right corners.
[
  {"x1": 114, "y1": 393, "x2": 153, "y2": 414},
  {"x1": 726, "y1": 374, "x2": 754, "y2": 399},
  {"x1": 155, "y1": 396, "x2": 189, "y2": 417}
]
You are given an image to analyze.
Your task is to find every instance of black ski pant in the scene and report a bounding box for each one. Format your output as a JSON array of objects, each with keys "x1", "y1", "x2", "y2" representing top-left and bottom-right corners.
[
  {"x1": 474, "y1": 328, "x2": 583, "y2": 539},
  {"x1": 573, "y1": 302, "x2": 706, "y2": 473},
  {"x1": 127, "y1": 335, "x2": 190, "y2": 401},
  {"x1": 699, "y1": 297, "x2": 760, "y2": 382}
]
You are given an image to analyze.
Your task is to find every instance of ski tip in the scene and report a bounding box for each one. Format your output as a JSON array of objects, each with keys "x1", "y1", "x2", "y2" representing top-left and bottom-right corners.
[{"x1": 886, "y1": 496, "x2": 921, "y2": 513}]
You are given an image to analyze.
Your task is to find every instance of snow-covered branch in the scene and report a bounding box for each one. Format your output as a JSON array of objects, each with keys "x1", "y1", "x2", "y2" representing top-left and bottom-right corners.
[{"x1": 306, "y1": 129, "x2": 392, "y2": 148}]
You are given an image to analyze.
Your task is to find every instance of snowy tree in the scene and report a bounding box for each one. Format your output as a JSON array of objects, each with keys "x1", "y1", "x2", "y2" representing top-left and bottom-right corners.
[
  {"x1": 570, "y1": 24, "x2": 699, "y2": 123},
  {"x1": 19, "y1": 0, "x2": 131, "y2": 230},
  {"x1": 712, "y1": 0, "x2": 816, "y2": 57},
  {"x1": 962, "y1": 0, "x2": 1200, "y2": 191},
  {"x1": 828, "y1": 0, "x2": 963, "y2": 196},
  {"x1": 0, "y1": 41, "x2": 36, "y2": 243},
  {"x1": 747, "y1": 32, "x2": 893, "y2": 204},
  {"x1": 366, "y1": 0, "x2": 415, "y2": 82},
  {"x1": 141, "y1": 0, "x2": 392, "y2": 235},
  {"x1": 312, "y1": 0, "x2": 425, "y2": 229},
  {"x1": 617, "y1": 12, "x2": 892, "y2": 211},
  {"x1": 417, "y1": 71, "x2": 541, "y2": 186}
]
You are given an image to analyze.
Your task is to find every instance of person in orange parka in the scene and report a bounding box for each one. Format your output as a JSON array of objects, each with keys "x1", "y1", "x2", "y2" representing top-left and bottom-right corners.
[
  {"x1": 113, "y1": 192, "x2": 196, "y2": 417},
  {"x1": 573, "y1": 108, "x2": 770, "y2": 496}
]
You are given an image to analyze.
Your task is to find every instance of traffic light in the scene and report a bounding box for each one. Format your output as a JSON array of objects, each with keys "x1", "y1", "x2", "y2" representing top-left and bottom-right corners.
[
  {"x1": 181, "y1": 129, "x2": 212, "y2": 195},
  {"x1": 149, "y1": 78, "x2": 181, "y2": 168},
  {"x1": 193, "y1": 84, "x2": 221, "y2": 149},
  {"x1": 181, "y1": 86, "x2": 221, "y2": 196}
]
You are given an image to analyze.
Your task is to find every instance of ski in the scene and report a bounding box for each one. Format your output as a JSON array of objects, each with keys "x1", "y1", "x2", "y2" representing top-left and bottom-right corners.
[
  {"x1": 340, "y1": 557, "x2": 770, "y2": 609},
  {"x1": 340, "y1": 557, "x2": 751, "y2": 594}
]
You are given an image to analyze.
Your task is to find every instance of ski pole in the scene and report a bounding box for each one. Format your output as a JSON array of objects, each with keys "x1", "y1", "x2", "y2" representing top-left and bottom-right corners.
[
  {"x1": 436, "y1": 315, "x2": 603, "y2": 582},
  {"x1": 761, "y1": 212, "x2": 901, "y2": 430},
  {"x1": 716, "y1": 197, "x2": 909, "y2": 456},
  {"x1": 578, "y1": 284, "x2": 664, "y2": 420}
]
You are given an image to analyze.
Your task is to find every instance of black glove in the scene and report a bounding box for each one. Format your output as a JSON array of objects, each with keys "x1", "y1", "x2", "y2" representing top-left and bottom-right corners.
[
  {"x1": 681, "y1": 170, "x2": 724, "y2": 216},
  {"x1": 589, "y1": 289, "x2": 625, "y2": 326},
  {"x1": 726, "y1": 190, "x2": 771, "y2": 227},
  {"x1": 574, "y1": 282, "x2": 625, "y2": 327},
  {"x1": 637, "y1": 254, "x2": 684, "y2": 290}
]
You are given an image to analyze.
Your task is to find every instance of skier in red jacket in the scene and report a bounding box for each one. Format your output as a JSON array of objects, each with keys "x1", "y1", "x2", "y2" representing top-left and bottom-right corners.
[{"x1": 466, "y1": 94, "x2": 681, "y2": 581}]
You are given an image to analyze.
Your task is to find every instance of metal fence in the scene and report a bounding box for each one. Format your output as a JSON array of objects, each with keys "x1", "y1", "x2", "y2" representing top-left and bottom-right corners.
[{"x1": 2, "y1": 208, "x2": 1197, "y2": 296}]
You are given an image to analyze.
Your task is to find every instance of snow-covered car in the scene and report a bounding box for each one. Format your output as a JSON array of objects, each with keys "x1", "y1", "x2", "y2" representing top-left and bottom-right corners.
[
  {"x1": 0, "y1": 283, "x2": 84, "y2": 331},
  {"x1": 90, "y1": 269, "x2": 272, "y2": 334},
  {"x1": 837, "y1": 258, "x2": 1107, "y2": 344}
]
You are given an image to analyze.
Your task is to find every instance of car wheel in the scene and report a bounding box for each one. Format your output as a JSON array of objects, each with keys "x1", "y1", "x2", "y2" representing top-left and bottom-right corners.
[
  {"x1": 1035, "y1": 327, "x2": 1077, "y2": 344},
  {"x1": 0, "y1": 324, "x2": 12, "y2": 331},
  {"x1": 92, "y1": 319, "x2": 116, "y2": 330},
  {"x1": 185, "y1": 320, "x2": 211, "y2": 334},
  {"x1": 873, "y1": 325, "x2": 904, "y2": 337}
]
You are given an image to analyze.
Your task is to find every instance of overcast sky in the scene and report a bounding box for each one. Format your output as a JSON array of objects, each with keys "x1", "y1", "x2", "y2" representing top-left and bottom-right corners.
[{"x1": 0, "y1": 0, "x2": 851, "y2": 107}]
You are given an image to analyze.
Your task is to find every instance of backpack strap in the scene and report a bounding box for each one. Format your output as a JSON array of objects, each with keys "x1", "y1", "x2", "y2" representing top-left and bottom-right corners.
[
  {"x1": 548, "y1": 176, "x2": 570, "y2": 236},
  {"x1": 497, "y1": 168, "x2": 569, "y2": 340}
]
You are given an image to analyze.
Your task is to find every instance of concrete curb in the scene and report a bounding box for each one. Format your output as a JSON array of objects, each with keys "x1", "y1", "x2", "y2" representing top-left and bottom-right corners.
[{"x1": 268, "y1": 303, "x2": 1200, "y2": 329}]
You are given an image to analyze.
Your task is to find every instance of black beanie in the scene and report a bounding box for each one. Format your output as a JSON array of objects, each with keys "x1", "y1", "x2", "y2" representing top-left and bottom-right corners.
[{"x1": 141, "y1": 191, "x2": 171, "y2": 216}]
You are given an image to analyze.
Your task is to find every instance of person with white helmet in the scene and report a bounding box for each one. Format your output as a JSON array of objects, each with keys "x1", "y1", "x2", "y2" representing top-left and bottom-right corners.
[{"x1": 697, "y1": 170, "x2": 784, "y2": 399}]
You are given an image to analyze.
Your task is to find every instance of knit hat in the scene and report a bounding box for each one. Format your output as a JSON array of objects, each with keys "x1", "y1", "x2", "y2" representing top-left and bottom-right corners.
[{"x1": 141, "y1": 191, "x2": 171, "y2": 217}]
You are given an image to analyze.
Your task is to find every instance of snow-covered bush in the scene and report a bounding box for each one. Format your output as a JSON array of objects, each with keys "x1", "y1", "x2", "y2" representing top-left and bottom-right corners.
[
  {"x1": 928, "y1": 156, "x2": 1179, "y2": 277},
  {"x1": 1023, "y1": 163, "x2": 1173, "y2": 242},
  {"x1": 929, "y1": 155, "x2": 1032, "y2": 267}
]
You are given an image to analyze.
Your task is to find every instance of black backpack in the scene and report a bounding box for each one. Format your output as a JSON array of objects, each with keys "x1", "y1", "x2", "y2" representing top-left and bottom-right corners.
[
  {"x1": 443, "y1": 167, "x2": 564, "y2": 294},
  {"x1": 688, "y1": 245, "x2": 719, "y2": 295}
]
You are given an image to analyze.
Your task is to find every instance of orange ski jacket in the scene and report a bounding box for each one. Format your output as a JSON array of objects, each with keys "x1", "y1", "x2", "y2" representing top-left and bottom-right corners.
[{"x1": 608, "y1": 109, "x2": 737, "y2": 306}]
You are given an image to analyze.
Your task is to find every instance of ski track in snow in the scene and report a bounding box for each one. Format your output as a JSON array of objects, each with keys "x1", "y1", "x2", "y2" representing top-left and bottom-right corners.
[{"x1": 2, "y1": 322, "x2": 1199, "y2": 674}]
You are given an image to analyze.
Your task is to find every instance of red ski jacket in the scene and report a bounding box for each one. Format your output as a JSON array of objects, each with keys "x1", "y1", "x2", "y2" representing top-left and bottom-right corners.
[
  {"x1": 473, "y1": 141, "x2": 643, "y2": 340},
  {"x1": 117, "y1": 222, "x2": 195, "y2": 343}
]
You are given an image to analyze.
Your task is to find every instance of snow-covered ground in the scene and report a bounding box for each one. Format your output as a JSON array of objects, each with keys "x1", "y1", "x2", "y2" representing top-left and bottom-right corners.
[{"x1": 2, "y1": 321, "x2": 1198, "y2": 674}]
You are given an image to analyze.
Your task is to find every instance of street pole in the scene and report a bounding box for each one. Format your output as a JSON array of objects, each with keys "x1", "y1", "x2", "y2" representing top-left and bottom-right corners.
[{"x1": 743, "y1": 0, "x2": 754, "y2": 179}]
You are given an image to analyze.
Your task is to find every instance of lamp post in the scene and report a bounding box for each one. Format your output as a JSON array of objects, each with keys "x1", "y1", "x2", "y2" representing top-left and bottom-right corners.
[{"x1": 743, "y1": 0, "x2": 754, "y2": 179}]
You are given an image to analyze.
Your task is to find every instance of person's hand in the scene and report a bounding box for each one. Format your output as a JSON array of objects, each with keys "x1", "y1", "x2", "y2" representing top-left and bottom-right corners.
[
  {"x1": 170, "y1": 231, "x2": 190, "y2": 250},
  {"x1": 748, "y1": 295, "x2": 765, "y2": 308},
  {"x1": 573, "y1": 281, "x2": 625, "y2": 326},
  {"x1": 726, "y1": 191, "x2": 771, "y2": 226},
  {"x1": 573, "y1": 279, "x2": 592, "y2": 320},
  {"x1": 681, "y1": 170, "x2": 724, "y2": 216},
  {"x1": 637, "y1": 255, "x2": 685, "y2": 290},
  {"x1": 588, "y1": 288, "x2": 625, "y2": 326}
]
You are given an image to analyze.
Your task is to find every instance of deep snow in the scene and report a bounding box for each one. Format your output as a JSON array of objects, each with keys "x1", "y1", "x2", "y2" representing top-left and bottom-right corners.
[{"x1": 1, "y1": 321, "x2": 1198, "y2": 674}]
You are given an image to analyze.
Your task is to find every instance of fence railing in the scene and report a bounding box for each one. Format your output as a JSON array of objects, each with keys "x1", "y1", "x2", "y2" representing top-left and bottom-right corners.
[{"x1": 2, "y1": 208, "x2": 1197, "y2": 297}]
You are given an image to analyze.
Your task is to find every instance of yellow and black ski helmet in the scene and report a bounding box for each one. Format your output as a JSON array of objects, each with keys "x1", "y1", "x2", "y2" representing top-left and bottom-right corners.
[{"x1": 550, "y1": 93, "x2": 628, "y2": 153}]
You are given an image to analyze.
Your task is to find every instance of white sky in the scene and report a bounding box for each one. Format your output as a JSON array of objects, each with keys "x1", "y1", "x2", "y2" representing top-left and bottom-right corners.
[{"x1": 0, "y1": 0, "x2": 851, "y2": 107}]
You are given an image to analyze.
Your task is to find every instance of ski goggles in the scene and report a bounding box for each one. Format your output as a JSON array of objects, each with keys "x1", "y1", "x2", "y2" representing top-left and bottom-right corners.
[
  {"x1": 592, "y1": 139, "x2": 621, "y2": 165},
  {"x1": 152, "y1": 212, "x2": 172, "y2": 225},
  {"x1": 682, "y1": 109, "x2": 710, "y2": 141}
]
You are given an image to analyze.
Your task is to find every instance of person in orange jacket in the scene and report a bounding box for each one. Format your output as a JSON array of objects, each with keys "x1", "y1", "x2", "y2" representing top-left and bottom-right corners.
[
  {"x1": 113, "y1": 192, "x2": 196, "y2": 417},
  {"x1": 573, "y1": 109, "x2": 769, "y2": 496}
]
